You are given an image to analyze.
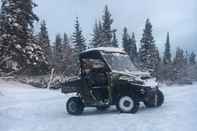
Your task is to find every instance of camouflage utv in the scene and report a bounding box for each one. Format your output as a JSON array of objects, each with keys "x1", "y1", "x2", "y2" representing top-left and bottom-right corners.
[{"x1": 62, "y1": 47, "x2": 164, "y2": 115}]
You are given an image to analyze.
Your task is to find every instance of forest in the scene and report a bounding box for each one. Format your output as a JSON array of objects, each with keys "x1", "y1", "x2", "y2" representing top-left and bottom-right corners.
[{"x1": 0, "y1": 0, "x2": 196, "y2": 86}]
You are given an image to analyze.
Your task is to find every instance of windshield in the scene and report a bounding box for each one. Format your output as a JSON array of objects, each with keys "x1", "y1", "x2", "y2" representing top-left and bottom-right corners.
[{"x1": 103, "y1": 52, "x2": 139, "y2": 72}]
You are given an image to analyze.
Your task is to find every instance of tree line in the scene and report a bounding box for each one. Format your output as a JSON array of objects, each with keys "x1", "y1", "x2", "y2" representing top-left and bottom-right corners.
[{"x1": 0, "y1": 1, "x2": 196, "y2": 84}]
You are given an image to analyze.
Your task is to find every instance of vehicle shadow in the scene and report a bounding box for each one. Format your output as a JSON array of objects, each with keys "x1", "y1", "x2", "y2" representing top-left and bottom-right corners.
[
  {"x1": 82, "y1": 107, "x2": 119, "y2": 116},
  {"x1": 81, "y1": 104, "x2": 164, "y2": 116},
  {"x1": 64, "y1": 104, "x2": 165, "y2": 117}
]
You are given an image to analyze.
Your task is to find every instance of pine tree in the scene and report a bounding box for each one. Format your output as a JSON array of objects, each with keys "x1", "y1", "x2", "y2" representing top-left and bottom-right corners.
[
  {"x1": 129, "y1": 32, "x2": 137, "y2": 61},
  {"x1": 62, "y1": 33, "x2": 76, "y2": 75},
  {"x1": 173, "y1": 48, "x2": 185, "y2": 66},
  {"x1": 54, "y1": 34, "x2": 63, "y2": 66},
  {"x1": 189, "y1": 52, "x2": 196, "y2": 65},
  {"x1": 38, "y1": 20, "x2": 52, "y2": 64},
  {"x1": 122, "y1": 27, "x2": 130, "y2": 53},
  {"x1": 63, "y1": 33, "x2": 69, "y2": 49},
  {"x1": 184, "y1": 51, "x2": 189, "y2": 65},
  {"x1": 122, "y1": 29, "x2": 137, "y2": 61},
  {"x1": 101, "y1": 5, "x2": 114, "y2": 47},
  {"x1": 139, "y1": 19, "x2": 160, "y2": 70},
  {"x1": 158, "y1": 32, "x2": 173, "y2": 81},
  {"x1": 172, "y1": 48, "x2": 187, "y2": 81},
  {"x1": 72, "y1": 17, "x2": 86, "y2": 53},
  {"x1": 163, "y1": 32, "x2": 172, "y2": 64},
  {"x1": 0, "y1": 0, "x2": 47, "y2": 73},
  {"x1": 112, "y1": 31, "x2": 118, "y2": 47},
  {"x1": 91, "y1": 20, "x2": 103, "y2": 48},
  {"x1": 98, "y1": 20, "x2": 103, "y2": 34}
]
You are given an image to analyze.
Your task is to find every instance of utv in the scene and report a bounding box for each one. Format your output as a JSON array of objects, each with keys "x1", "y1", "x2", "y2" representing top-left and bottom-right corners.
[{"x1": 62, "y1": 47, "x2": 164, "y2": 115}]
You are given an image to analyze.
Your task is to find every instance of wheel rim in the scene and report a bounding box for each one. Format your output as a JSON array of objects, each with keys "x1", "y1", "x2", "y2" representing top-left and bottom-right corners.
[
  {"x1": 119, "y1": 96, "x2": 134, "y2": 112},
  {"x1": 68, "y1": 101, "x2": 77, "y2": 113}
]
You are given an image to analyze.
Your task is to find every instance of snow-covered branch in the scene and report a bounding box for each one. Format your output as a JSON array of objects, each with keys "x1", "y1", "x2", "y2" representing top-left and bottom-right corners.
[{"x1": 0, "y1": 56, "x2": 12, "y2": 66}]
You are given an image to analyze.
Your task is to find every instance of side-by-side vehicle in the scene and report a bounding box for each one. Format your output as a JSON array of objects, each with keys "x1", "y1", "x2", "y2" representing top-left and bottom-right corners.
[{"x1": 62, "y1": 47, "x2": 164, "y2": 115}]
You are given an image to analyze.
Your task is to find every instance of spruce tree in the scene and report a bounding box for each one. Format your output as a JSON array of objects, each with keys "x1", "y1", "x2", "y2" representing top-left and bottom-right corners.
[
  {"x1": 112, "y1": 31, "x2": 118, "y2": 47},
  {"x1": 62, "y1": 33, "x2": 75, "y2": 75},
  {"x1": 0, "y1": 0, "x2": 47, "y2": 73},
  {"x1": 163, "y1": 32, "x2": 172, "y2": 64},
  {"x1": 72, "y1": 17, "x2": 86, "y2": 53},
  {"x1": 173, "y1": 48, "x2": 185, "y2": 66},
  {"x1": 98, "y1": 20, "x2": 103, "y2": 35},
  {"x1": 139, "y1": 19, "x2": 160, "y2": 70},
  {"x1": 189, "y1": 52, "x2": 196, "y2": 65},
  {"x1": 54, "y1": 34, "x2": 63, "y2": 66},
  {"x1": 63, "y1": 33, "x2": 69, "y2": 49},
  {"x1": 91, "y1": 20, "x2": 103, "y2": 48},
  {"x1": 38, "y1": 20, "x2": 52, "y2": 64},
  {"x1": 101, "y1": 5, "x2": 114, "y2": 47},
  {"x1": 172, "y1": 48, "x2": 187, "y2": 81},
  {"x1": 184, "y1": 51, "x2": 189, "y2": 65},
  {"x1": 122, "y1": 29, "x2": 137, "y2": 61},
  {"x1": 129, "y1": 32, "x2": 137, "y2": 61},
  {"x1": 122, "y1": 27, "x2": 130, "y2": 53},
  {"x1": 158, "y1": 32, "x2": 173, "y2": 81}
]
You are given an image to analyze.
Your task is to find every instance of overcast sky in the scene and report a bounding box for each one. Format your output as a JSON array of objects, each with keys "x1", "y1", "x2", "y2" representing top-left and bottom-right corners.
[{"x1": 34, "y1": 0, "x2": 197, "y2": 54}]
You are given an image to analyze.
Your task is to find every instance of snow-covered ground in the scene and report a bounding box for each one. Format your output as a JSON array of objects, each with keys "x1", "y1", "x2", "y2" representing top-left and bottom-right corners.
[{"x1": 0, "y1": 79, "x2": 197, "y2": 131}]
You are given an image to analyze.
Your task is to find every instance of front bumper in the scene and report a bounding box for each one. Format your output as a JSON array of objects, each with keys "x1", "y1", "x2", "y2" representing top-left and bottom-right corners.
[{"x1": 143, "y1": 78, "x2": 158, "y2": 88}]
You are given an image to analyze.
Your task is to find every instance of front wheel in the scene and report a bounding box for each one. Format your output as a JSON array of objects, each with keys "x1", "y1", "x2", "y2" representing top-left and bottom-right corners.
[
  {"x1": 66, "y1": 97, "x2": 84, "y2": 115},
  {"x1": 116, "y1": 96, "x2": 139, "y2": 113},
  {"x1": 144, "y1": 89, "x2": 164, "y2": 108}
]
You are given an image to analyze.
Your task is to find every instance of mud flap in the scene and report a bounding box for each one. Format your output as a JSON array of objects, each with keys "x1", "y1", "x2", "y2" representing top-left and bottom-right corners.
[
  {"x1": 144, "y1": 86, "x2": 164, "y2": 107},
  {"x1": 154, "y1": 86, "x2": 159, "y2": 106}
]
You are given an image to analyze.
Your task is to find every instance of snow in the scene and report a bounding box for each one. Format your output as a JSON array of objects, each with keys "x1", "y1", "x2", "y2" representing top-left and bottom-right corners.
[
  {"x1": 26, "y1": 46, "x2": 34, "y2": 52},
  {"x1": 13, "y1": 23, "x2": 19, "y2": 27},
  {"x1": 146, "y1": 80, "x2": 158, "y2": 88},
  {"x1": 0, "y1": 79, "x2": 197, "y2": 131},
  {"x1": 15, "y1": 44, "x2": 21, "y2": 49},
  {"x1": 83, "y1": 47, "x2": 125, "y2": 53}
]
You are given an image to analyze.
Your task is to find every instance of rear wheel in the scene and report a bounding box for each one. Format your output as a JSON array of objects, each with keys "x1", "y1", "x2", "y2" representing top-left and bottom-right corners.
[
  {"x1": 66, "y1": 97, "x2": 84, "y2": 115},
  {"x1": 144, "y1": 90, "x2": 164, "y2": 108},
  {"x1": 116, "y1": 96, "x2": 139, "y2": 113}
]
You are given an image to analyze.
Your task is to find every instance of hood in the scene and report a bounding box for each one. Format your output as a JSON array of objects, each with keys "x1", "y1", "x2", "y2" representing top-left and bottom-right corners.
[
  {"x1": 112, "y1": 70, "x2": 158, "y2": 87},
  {"x1": 112, "y1": 70, "x2": 150, "y2": 78}
]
